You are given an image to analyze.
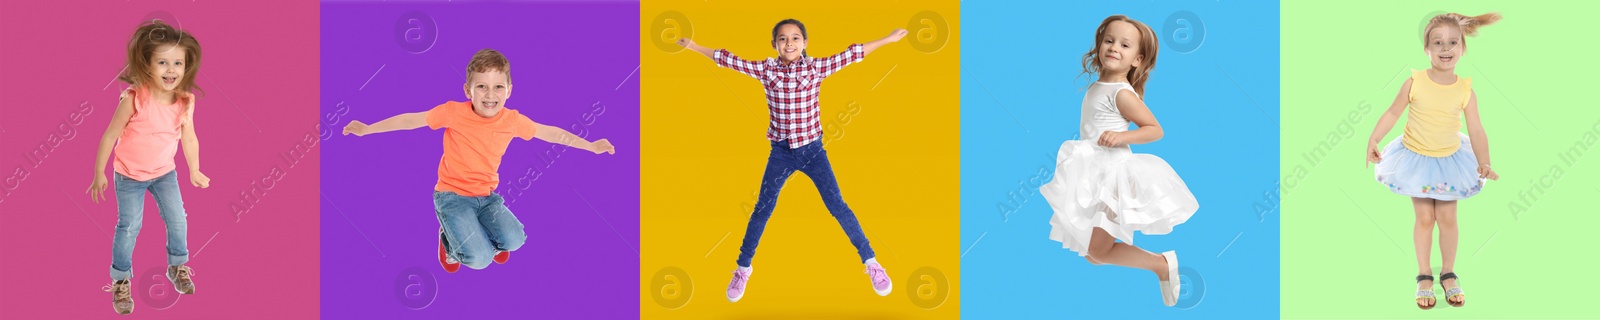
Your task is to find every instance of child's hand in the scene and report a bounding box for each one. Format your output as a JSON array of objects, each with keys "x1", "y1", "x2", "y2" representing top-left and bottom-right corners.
[
  {"x1": 886, "y1": 28, "x2": 909, "y2": 43},
  {"x1": 86, "y1": 174, "x2": 109, "y2": 203},
  {"x1": 676, "y1": 38, "x2": 695, "y2": 48},
  {"x1": 1478, "y1": 163, "x2": 1499, "y2": 180},
  {"x1": 1097, "y1": 131, "x2": 1125, "y2": 147},
  {"x1": 343, "y1": 121, "x2": 369, "y2": 136},
  {"x1": 586, "y1": 139, "x2": 616, "y2": 155},
  {"x1": 1366, "y1": 141, "x2": 1382, "y2": 168},
  {"x1": 190, "y1": 171, "x2": 211, "y2": 188}
]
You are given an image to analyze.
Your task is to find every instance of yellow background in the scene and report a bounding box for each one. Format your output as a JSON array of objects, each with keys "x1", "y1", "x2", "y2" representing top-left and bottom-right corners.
[{"x1": 639, "y1": 0, "x2": 960, "y2": 318}]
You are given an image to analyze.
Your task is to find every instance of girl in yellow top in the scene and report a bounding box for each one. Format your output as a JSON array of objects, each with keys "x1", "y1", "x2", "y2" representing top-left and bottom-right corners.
[{"x1": 1365, "y1": 12, "x2": 1501, "y2": 310}]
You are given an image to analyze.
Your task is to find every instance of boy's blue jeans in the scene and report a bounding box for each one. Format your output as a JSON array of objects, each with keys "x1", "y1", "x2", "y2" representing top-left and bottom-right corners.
[
  {"x1": 110, "y1": 170, "x2": 189, "y2": 281},
  {"x1": 435, "y1": 191, "x2": 527, "y2": 270},
  {"x1": 736, "y1": 140, "x2": 875, "y2": 267}
]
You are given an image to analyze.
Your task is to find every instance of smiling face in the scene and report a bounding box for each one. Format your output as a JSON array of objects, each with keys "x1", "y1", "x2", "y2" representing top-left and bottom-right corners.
[
  {"x1": 1097, "y1": 20, "x2": 1145, "y2": 78},
  {"x1": 772, "y1": 23, "x2": 806, "y2": 62},
  {"x1": 1425, "y1": 24, "x2": 1465, "y2": 70},
  {"x1": 147, "y1": 44, "x2": 188, "y2": 93},
  {"x1": 463, "y1": 69, "x2": 512, "y2": 118}
]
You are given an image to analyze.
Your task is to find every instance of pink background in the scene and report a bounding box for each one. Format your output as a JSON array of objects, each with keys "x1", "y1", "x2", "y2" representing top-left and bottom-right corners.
[{"x1": 0, "y1": 0, "x2": 321, "y2": 318}]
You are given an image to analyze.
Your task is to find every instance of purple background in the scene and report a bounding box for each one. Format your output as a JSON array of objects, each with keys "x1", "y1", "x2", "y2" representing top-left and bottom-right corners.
[{"x1": 319, "y1": 1, "x2": 639, "y2": 318}]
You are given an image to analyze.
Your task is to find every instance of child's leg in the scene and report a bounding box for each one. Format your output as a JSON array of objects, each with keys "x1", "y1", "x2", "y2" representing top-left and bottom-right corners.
[
  {"x1": 109, "y1": 174, "x2": 149, "y2": 281},
  {"x1": 1435, "y1": 200, "x2": 1462, "y2": 303},
  {"x1": 1434, "y1": 200, "x2": 1458, "y2": 271},
  {"x1": 793, "y1": 144, "x2": 874, "y2": 263},
  {"x1": 478, "y1": 193, "x2": 527, "y2": 252},
  {"x1": 735, "y1": 144, "x2": 798, "y2": 268},
  {"x1": 148, "y1": 171, "x2": 189, "y2": 267},
  {"x1": 1411, "y1": 197, "x2": 1436, "y2": 276},
  {"x1": 433, "y1": 192, "x2": 495, "y2": 269},
  {"x1": 1083, "y1": 227, "x2": 1168, "y2": 279}
]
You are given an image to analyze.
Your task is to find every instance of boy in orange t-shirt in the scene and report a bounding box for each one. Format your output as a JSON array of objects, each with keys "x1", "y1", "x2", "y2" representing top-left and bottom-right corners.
[{"x1": 343, "y1": 49, "x2": 615, "y2": 272}]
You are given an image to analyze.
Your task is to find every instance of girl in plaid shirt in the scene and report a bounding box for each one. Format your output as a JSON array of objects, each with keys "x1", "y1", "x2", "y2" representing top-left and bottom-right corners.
[
  {"x1": 1038, "y1": 15, "x2": 1199, "y2": 307},
  {"x1": 677, "y1": 19, "x2": 907, "y2": 302}
]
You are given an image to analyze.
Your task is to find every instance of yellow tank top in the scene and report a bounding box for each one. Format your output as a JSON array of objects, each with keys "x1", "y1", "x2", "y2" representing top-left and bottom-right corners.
[{"x1": 1401, "y1": 70, "x2": 1472, "y2": 157}]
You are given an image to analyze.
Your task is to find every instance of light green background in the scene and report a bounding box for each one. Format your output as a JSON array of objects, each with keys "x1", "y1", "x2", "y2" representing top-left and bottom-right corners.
[{"x1": 1283, "y1": 1, "x2": 1599, "y2": 318}]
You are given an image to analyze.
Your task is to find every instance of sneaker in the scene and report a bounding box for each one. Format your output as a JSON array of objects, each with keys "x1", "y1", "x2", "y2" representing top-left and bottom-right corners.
[
  {"x1": 102, "y1": 279, "x2": 133, "y2": 314},
  {"x1": 726, "y1": 267, "x2": 752, "y2": 302},
  {"x1": 865, "y1": 262, "x2": 892, "y2": 296},
  {"x1": 439, "y1": 229, "x2": 461, "y2": 273},
  {"x1": 493, "y1": 250, "x2": 509, "y2": 264},
  {"x1": 167, "y1": 265, "x2": 196, "y2": 294}
]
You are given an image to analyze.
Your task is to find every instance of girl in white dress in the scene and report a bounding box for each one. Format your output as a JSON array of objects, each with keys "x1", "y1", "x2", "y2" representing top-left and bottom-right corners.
[{"x1": 1039, "y1": 15, "x2": 1199, "y2": 307}]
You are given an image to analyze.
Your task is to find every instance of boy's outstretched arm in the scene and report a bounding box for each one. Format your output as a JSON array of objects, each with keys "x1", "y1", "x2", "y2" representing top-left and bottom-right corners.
[
  {"x1": 862, "y1": 28, "x2": 909, "y2": 55},
  {"x1": 533, "y1": 123, "x2": 615, "y2": 154},
  {"x1": 344, "y1": 112, "x2": 427, "y2": 136}
]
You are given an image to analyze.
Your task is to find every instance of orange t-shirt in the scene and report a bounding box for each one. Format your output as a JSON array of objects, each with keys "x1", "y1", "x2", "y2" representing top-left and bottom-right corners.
[
  {"x1": 425, "y1": 101, "x2": 539, "y2": 196},
  {"x1": 113, "y1": 88, "x2": 189, "y2": 181}
]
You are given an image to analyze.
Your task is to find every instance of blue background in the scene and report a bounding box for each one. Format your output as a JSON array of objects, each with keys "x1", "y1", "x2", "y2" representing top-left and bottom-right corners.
[{"x1": 960, "y1": 1, "x2": 1280, "y2": 318}]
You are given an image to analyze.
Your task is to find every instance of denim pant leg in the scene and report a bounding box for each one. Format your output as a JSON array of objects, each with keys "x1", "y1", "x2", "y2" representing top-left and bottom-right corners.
[
  {"x1": 735, "y1": 142, "x2": 798, "y2": 268},
  {"x1": 110, "y1": 173, "x2": 149, "y2": 281},
  {"x1": 435, "y1": 192, "x2": 495, "y2": 270},
  {"x1": 794, "y1": 143, "x2": 875, "y2": 263},
  {"x1": 478, "y1": 193, "x2": 527, "y2": 253},
  {"x1": 147, "y1": 171, "x2": 190, "y2": 266}
]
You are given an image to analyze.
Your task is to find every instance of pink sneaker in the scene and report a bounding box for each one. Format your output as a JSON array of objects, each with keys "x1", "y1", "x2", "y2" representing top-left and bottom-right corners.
[
  {"x1": 865, "y1": 262, "x2": 892, "y2": 296},
  {"x1": 726, "y1": 267, "x2": 752, "y2": 302}
]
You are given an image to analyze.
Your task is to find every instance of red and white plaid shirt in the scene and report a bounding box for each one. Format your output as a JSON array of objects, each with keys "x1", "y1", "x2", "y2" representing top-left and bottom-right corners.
[{"x1": 714, "y1": 44, "x2": 865, "y2": 149}]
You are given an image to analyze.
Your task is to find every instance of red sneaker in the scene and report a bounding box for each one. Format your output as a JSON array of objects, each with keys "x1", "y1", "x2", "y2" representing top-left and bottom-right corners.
[
  {"x1": 439, "y1": 231, "x2": 460, "y2": 273},
  {"x1": 493, "y1": 250, "x2": 509, "y2": 264}
]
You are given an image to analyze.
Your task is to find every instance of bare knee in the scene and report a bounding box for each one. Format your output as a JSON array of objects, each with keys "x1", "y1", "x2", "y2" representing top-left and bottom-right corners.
[
  {"x1": 1084, "y1": 241, "x2": 1113, "y2": 264},
  {"x1": 1414, "y1": 203, "x2": 1436, "y2": 227},
  {"x1": 1436, "y1": 209, "x2": 1458, "y2": 228},
  {"x1": 1415, "y1": 211, "x2": 1436, "y2": 227}
]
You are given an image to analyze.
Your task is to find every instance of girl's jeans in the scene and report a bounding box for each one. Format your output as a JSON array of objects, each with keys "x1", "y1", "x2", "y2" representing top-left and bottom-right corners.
[
  {"x1": 110, "y1": 170, "x2": 189, "y2": 281},
  {"x1": 736, "y1": 140, "x2": 875, "y2": 267}
]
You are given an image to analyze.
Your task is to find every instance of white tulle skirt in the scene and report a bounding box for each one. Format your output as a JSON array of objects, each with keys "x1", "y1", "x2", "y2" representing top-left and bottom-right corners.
[{"x1": 1040, "y1": 140, "x2": 1199, "y2": 256}]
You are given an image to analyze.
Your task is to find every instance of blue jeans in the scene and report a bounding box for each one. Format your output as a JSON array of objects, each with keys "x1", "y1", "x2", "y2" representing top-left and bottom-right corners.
[
  {"x1": 435, "y1": 191, "x2": 527, "y2": 270},
  {"x1": 110, "y1": 170, "x2": 189, "y2": 281},
  {"x1": 736, "y1": 140, "x2": 875, "y2": 267}
]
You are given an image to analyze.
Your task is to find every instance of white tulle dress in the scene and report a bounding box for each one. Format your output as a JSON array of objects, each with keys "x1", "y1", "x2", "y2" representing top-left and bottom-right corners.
[{"x1": 1040, "y1": 81, "x2": 1200, "y2": 256}]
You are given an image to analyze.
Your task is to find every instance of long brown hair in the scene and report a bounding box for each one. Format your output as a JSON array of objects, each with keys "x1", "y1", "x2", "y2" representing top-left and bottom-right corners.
[
  {"x1": 118, "y1": 20, "x2": 202, "y2": 98},
  {"x1": 1080, "y1": 15, "x2": 1158, "y2": 96},
  {"x1": 1423, "y1": 13, "x2": 1501, "y2": 48}
]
